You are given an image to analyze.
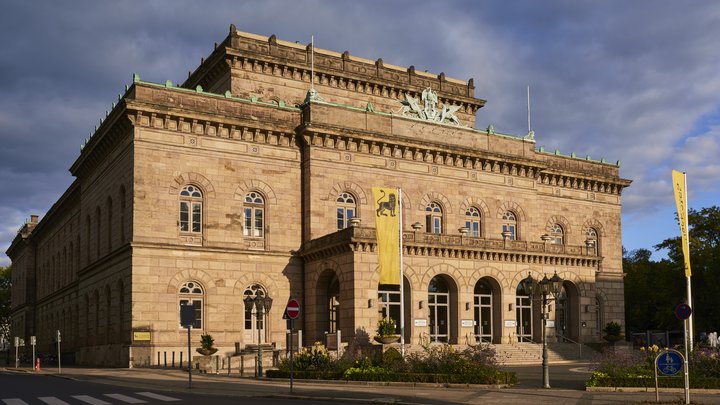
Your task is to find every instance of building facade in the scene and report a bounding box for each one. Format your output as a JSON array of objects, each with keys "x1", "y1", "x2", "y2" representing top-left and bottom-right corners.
[{"x1": 7, "y1": 25, "x2": 630, "y2": 366}]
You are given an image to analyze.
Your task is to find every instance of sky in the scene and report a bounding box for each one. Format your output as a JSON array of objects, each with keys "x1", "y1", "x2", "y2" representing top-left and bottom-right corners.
[{"x1": 1, "y1": 0, "x2": 719, "y2": 266}]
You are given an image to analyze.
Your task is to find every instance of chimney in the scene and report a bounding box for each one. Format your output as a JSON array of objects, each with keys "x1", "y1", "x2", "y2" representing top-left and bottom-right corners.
[{"x1": 30, "y1": 215, "x2": 39, "y2": 223}]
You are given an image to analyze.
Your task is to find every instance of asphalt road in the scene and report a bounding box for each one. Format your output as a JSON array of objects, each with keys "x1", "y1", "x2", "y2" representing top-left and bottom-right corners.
[
  {"x1": 501, "y1": 362, "x2": 593, "y2": 390},
  {"x1": 0, "y1": 371, "x2": 339, "y2": 405}
]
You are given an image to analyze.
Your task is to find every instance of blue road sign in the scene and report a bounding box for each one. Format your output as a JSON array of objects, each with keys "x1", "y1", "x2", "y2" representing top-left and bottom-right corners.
[
  {"x1": 657, "y1": 350, "x2": 683, "y2": 376},
  {"x1": 675, "y1": 303, "x2": 692, "y2": 320}
]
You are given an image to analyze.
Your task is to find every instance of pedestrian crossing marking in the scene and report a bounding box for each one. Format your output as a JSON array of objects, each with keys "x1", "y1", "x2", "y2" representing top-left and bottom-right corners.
[
  {"x1": 103, "y1": 394, "x2": 147, "y2": 404},
  {"x1": 39, "y1": 398, "x2": 72, "y2": 405},
  {"x1": 72, "y1": 395, "x2": 111, "y2": 405},
  {"x1": 134, "y1": 392, "x2": 181, "y2": 402},
  {"x1": 2, "y1": 399, "x2": 29, "y2": 405}
]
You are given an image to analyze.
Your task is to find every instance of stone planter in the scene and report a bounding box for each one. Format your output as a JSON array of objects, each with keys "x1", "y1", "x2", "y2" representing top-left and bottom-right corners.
[
  {"x1": 374, "y1": 335, "x2": 400, "y2": 344},
  {"x1": 193, "y1": 354, "x2": 219, "y2": 373},
  {"x1": 196, "y1": 347, "x2": 218, "y2": 356}
]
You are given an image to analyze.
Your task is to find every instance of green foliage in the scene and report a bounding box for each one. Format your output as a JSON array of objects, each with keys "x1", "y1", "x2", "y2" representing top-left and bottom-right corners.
[
  {"x1": 274, "y1": 342, "x2": 512, "y2": 385},
  {"x1": 603, "y1": 321, "x2": 622, "y2": 337},
  {"x1": 376, "y1": 317, "x2": 397, "y2": 337},
  {"x1": 624, "y1": 206, "x2": 720, "y2": 334},
  {"x1": 0, "y1": 266, "x2": 10, "y2": 343},
  {"x1": 200, "y1": 334, "x2": 215, "y2": 350}
]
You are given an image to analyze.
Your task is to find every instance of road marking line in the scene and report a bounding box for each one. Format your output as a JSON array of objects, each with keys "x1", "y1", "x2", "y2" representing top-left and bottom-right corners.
[
  {"x1": 39, "y1": 398, "x2": 72, "y2": 405},
  {"x1": 135, "y1": 392, "x2": 182, "y2": 402},
  {"x1": 103, "y1": 394, "x2": 147, "y2": 404},
  {"x1": 2, "y1": 399, "x2": 30, "y2": 405},
  {"x1": 71, "y1": 396, "x2": 111, "y2": 405}
]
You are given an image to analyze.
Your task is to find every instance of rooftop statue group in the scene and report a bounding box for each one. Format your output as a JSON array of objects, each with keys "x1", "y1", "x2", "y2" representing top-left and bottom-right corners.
[{"x1": 398, "y1": 88, "x2": 462, "y2": 126}]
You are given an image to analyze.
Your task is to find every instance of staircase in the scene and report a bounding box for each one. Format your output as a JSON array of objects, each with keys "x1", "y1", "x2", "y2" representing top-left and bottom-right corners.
[{"x1": 493, "y1": 342, "x2": 594, "y2": 365}]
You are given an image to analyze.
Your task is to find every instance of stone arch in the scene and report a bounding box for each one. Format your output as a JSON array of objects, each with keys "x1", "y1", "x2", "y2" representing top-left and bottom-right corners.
[
  {"x1": 368, "y1": 263, "x2": 419, "y2": 288},
  {"x1": 234, "y1": 179, "x2": 278, "y2": 205},
  {"x1": 582, "y1": 218, "x2": 605, "y2": 236},
  {"x1": 326, "y1": 181, "x2": 368, "y2": 205},
  {"x1": 459, "y1": 198, "x2": 490, "y2": 218},
  {"x1": 467, "y1": 266, "x2": 509, "y2": 293},
  {"x1": 546, "y1": 215, "x2": 572, "y2": 235},
  {"x1": 167, "y1": 269, "x2": 218, "y2": 294},
  {"x1": 305, "y1": 259, "x2": 347, "y2": 288},
  {"x1": 169, "y1": 172, "x2": 215, "y2": 198},
  {"x1": 421, "y1": 263, "x2": 465, "y2": 289},
  {"x1": 232, "y1": 273, "x2": 280, "y2": 297},
  {"x1": 418, "y1": 192, "x2": 453, "y2": 214},
  {"x1": 496, "y1": 201, "x2": 526, "y2": 221}
]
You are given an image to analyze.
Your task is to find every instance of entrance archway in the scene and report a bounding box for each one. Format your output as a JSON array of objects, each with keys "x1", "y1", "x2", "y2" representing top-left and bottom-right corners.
[
  {"x1": 555, "y1": 281, "x2": 580, "y2": 341},
  {"x1": 378, "y1": 276, "x2": 412, "y2": 342},
  {"x1": 516, "y1": 283, "x2": 533, "y2": 342},
  {"x1": 473, "y1": 277, "x2": 501, "y2": 343},
  {"x1": 428, "y1": 275, "x2": 458, "y2": 343}
]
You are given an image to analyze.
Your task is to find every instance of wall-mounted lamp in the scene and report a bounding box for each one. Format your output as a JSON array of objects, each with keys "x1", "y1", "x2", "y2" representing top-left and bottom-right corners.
[
  {"x1": 368, "y1": 299, "x2": 374, "y2": 308},
  {"x1": 508, "y1": 303, "x2": 514, "y2": 311},
  {"x1": 581, "y1": 322, "x2": 587, "y2": 327},
  {"x1": 419, "y1": 300, "x2": 424, "y2": 309},
  {"x1": 465, "y1": 302, "x2": 471, "y2": 311}
]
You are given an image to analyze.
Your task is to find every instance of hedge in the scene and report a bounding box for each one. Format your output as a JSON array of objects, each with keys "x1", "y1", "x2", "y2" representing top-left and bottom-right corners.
[{"x1": 266, "y1": 369, "x2": 516, "y2": 385}]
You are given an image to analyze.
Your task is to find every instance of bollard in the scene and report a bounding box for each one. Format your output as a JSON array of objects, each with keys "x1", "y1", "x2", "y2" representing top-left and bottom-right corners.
[
  {"x1": 228, "y1": 356, "x2": 231, "y2": 376},
  {"x1": 164, "y1": 351, "x2": 167, "y2": 368},
  {"x1": 180, "y1": 352, "x2": 183, "y2": 368},
  {"x1": 172, "y1": 352, "x2": 175, "y2": 368},
  {"x1": 157, "y1": 352, "x2": 160, "y2": 366},
  {"x1": 35, "y1": 357, "x2": 40, "y2": 373}
]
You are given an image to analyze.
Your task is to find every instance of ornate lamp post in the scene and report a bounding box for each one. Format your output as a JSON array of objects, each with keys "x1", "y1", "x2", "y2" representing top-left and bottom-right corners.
[
  {"x1": 521, "y1": 271, "x2": 563, "y2": 389},
  {"x1": 244, "y1": 292, "x2": 273, "y2": 377}
]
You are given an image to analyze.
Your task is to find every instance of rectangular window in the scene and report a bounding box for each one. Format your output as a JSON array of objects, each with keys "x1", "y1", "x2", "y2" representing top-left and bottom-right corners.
[
  {"x1": 180, "y1": 202, "x2": 189, "y2": 232},
  {"x1": 191, "y1": 202, "x2": 202, "y2": 233},
  {"x1": 433, "y1": 217, "x2": 442, "y2": 234},
  {"x1": 503, "y1": 225, "x2": 516, "y2": 240},
  {"x1": 337, "y1": 208, "x2": 345, "y2": 230},
  {"x1": 254, "y1": 208, "x2": 263, "y2": 237},
  {"x1": 244, "y1": 208, "x2": 252, "y2": 236}
]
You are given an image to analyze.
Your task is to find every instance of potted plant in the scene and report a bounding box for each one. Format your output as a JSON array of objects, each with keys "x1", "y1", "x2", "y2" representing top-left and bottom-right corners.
[
  {"x1": 373, "y1": 317, "x2": 400, "y2": 344},
  {"x1": 602, "y1": 321, "x2": 624, "y2": 344},
  {"x1": 196, "y1": 333, "x2": 218, "y2": 356}
]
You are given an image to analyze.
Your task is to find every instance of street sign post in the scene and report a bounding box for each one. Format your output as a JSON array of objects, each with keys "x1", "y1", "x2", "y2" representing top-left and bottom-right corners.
[
  {"x1": 56, "y1": 330, "x2": 61, "y2": 374},
  {"x1": 180, "y1": 303, "x2": 196, "y2": 388},
  {"x1": 655, "y1": 349, "x2": 688, "y2": 404},
  {"x1": 283, "y1": 298, "x2": 301, "y2": 393},
  {"x1": 30, "y1": 336, "x2": 36, "y2": 372}
]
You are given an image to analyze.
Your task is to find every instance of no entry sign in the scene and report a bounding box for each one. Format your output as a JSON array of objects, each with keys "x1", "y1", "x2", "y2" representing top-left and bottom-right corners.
[{"x1": 285, "y1": 299, "x2": 301, "y2": 320}]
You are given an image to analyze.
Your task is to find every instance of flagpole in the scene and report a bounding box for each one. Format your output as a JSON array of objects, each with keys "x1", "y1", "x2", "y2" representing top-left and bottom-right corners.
[
  {"x1": 684, "y1": 172, "x2": 694, "y2": 349},
  {"x1": 398, "y1": 188, "x2": 405, "y2": 357}
]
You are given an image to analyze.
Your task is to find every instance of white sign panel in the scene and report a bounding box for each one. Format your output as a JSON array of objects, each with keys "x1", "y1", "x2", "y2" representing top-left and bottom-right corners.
[
  {"x1": 546, "y1": 320, "x2": 555, "y2": 328},
  {"x1": 504, "y1": 320, "x2": 517, "y2": 328},
  {"x1": 461, "y1": 319, "x2": 474, "y2": 327},
  {"x1": 414, "y1": 319, "x2": 428, "y2": 327}
]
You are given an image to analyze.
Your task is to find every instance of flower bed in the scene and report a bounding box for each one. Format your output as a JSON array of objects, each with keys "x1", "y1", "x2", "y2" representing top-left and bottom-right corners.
[
  {"x1": 266, "y1": 342, "x2": 516, "y2": 385},
  {"x1": 586, "y1": 346, "x2": 720, "y2": 389}
]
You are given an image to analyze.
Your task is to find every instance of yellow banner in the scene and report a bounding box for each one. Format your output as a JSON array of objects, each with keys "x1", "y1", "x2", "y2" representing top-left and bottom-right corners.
[
  {"x1": 672, "y1": 170, "x2": 692, "y2": 277},
  {"x1": 373, "y1": 187, "x2": 400, "y2": 285}
]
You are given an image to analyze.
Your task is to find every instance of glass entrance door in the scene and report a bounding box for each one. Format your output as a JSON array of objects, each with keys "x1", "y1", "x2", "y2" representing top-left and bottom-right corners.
[
  {"x1": 428, "y1": 276, "x2": 450, "y2": 342},
  {"x1": 516, "y1": 295, "x2": 532, "y2": 342},
  {"x1": 473, "y1": 279, "x2": 493, "y2": 343}
]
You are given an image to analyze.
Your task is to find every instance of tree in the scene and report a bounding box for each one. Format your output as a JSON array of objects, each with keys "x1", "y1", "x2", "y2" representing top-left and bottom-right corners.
[
  {"x1": 655, "y1": 206, "x2": 720, "y2": 333},
  {"x1": 0, "y1": 266, "x2": 10, "y2": 345}
]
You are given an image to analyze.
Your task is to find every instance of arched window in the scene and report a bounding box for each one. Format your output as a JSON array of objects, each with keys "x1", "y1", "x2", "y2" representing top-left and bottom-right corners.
[
  {"x1": 586, "y1": 228, "x2": 599, "y2": 255},
  {"x1": 179, "y1": 185, "x2": 203, "y2": 234},
  {"x1": 179, "y1": 281, "x2": 204, "y2": 329},
  {"x1": 465, "y1": 207, "x2": 481, "y2": 237},
  {"x1": 502, "y1": 211, "x2": 517, "y2": 240},
  {"x1": 426, "y1": 202, "x2": 443, "y2": 234},
  {"x1": 243, "y1": 192, "x2": 265, "y2": 237},
  {"x1": 336, "y1": 192, "x2": 356, "y2": 230},
  {"x1": 95, "y1": 206, "x2": 102, "y2": 257},
  {"x1": 428, "y1": 276, "x2": 450, "y2": 342},
  {"x1": 243, "y1": 284, "x2": 271, "y2": 344},
  {"x1": 107, "y1": 197, "x2": 113, "y2": 252},
  {"x1": 550, "y1": 223, "x2": 564, "y2": 245},
  {"x1": 119, "y1": 186, "x2": 126, "y2": 243}
]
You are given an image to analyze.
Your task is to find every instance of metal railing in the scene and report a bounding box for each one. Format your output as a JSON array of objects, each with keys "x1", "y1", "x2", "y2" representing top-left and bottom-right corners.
[{"x1": 555, "y1": 333, "x2": 583, "y2": 358}]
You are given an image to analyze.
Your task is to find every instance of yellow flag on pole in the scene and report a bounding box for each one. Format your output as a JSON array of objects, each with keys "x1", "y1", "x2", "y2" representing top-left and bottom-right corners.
[
  {"x1": 373, "y1": 187, "x2": 400, "y2": 285},
  {"x1": 671, "y1": 170, "x2": 692, "y2": 277}
]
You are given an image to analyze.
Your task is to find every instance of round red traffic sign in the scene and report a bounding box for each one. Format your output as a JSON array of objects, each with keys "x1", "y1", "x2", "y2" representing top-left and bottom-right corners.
[
  {"x1": 286, "y1": 299, "x2": 301, "y2": 320},
  {"x1": 675, "y1": 303, "x2": 692, "y2": 320}
]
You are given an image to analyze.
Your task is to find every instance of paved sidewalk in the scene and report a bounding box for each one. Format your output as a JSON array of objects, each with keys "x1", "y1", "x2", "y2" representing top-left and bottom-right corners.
[{"x1": 3, "y1": 366, "x2": 719, "y2": 404}]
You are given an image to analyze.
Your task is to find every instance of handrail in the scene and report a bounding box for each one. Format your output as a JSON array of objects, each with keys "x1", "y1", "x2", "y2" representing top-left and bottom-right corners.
[{"x1": 555, "y1": 333, "x2": 583, "y2": 357}]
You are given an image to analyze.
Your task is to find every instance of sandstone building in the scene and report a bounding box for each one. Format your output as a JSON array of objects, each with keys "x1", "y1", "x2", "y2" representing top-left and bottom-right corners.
[{"x1": 7, "y1": 25, "x2": 630, "y2": 366}]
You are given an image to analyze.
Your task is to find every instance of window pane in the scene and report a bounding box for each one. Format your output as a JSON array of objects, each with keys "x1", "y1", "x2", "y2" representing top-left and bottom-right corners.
[
  {"x1": 192, "y1": 203, "x2": 201, "y2": 233},
  {"x1": 193, "y1": 300, "x2": 202, "y2": 329},
  {"x1": 337, "y1": 208, "x2": 345, "y2": 230},
  {"x1": 347, "y1": 208, "x2": 354, "y2": 220},
  {"x1": 244, "y1": 208, "x2": 252, "y2": 236},
  {"x1": 180, "y1": 202, "x2": 189, "y2": 231},
  {"x1": 472, "y1": 222, "x2": 480, "y2": 236},
  {"x1": 254, "y1": 208, "x2": 263, "y2": 237}
]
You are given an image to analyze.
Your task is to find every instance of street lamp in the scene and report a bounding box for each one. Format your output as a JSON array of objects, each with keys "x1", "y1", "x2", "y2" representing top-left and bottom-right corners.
[
  {"x1": 521, "y1": 271, "x2": 563, "y2": 389},
  {"x1": 244, "y1": 292, "x2": 273, "y2": 377}
]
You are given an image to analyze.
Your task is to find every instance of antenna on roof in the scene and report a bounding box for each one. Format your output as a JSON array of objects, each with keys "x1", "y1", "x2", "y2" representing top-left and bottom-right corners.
[{"x1": 527, "y1": 85, "x2": 531, "y2": 133}]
